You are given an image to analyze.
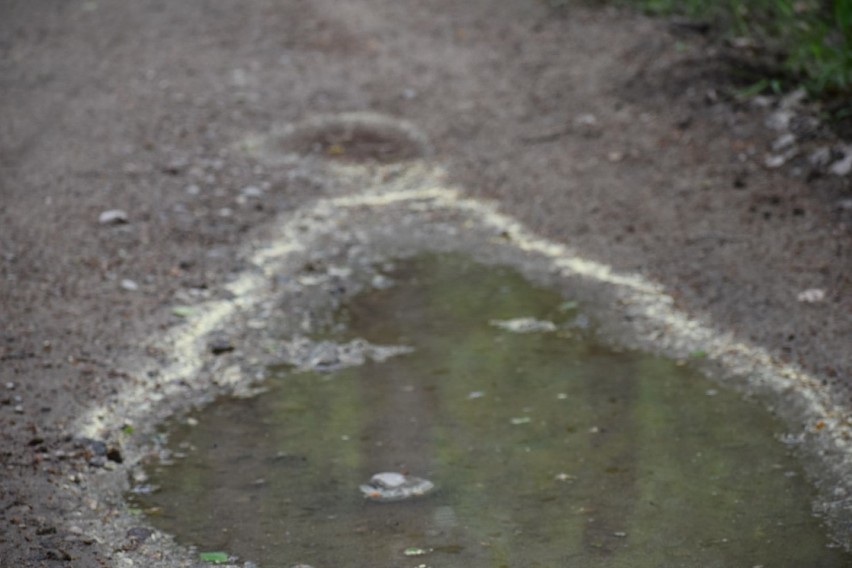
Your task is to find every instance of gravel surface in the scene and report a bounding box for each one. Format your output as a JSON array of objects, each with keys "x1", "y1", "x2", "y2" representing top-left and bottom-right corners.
[{"x1": 1, "y1": 1, "x2": 850, "y2": 565}]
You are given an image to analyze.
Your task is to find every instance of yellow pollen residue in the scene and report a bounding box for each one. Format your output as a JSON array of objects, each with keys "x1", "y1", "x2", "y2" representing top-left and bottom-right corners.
[{"x1": 75, "y1": 160, "x2": 849, "y2": 468}]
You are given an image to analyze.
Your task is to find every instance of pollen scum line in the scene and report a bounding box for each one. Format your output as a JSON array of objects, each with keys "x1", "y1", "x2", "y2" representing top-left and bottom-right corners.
[{"x1": 76, "y1": 162, "x2": 849, "y2": 477}]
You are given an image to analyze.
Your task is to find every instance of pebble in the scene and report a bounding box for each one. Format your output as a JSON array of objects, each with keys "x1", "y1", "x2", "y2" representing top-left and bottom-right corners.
[
  {"x1": 371, "y1": 274, "x2": 393, "y2": 289},
  {"x1": 240, "y1": 185, "x2": 263, "y2": 198},
  {"x1": 809, "y1": 147, "x2": 832, "y2": 168},
  {"x1": 765, "y1": 109, "x2": 793, "y2": 131},
  {"x1": 120, "y1": 279, "x2": 139, "y2": 291},
  {"x1": 490, "y1": 317, "x2": 556, "y2": 333},
  {"x1": 829, "y1": 152, "x2": 852, "y2": 177},
  {"x1": 98, "y1": 210, "x2": 129, "y2": 225},
  {"x1": 163, "y1": 157, "x2": 188, "y2": 174},
  {"x1": 125, "y1": 527, "x2": 153, "y2": 542},
  {"x1": 209, "y1": 338, "x2": 235, "y2": 355},
  {"x1": 797, "y1": 288, "x2": 826, "y2": 303},
  {"x1": 771, "y1": 133, "x2": 796, "y2": 152},
  {"x1": 13, "y1": 405, "x2": 23, "y2": 414},
  {"x1": 575, "y1": 113, "x2": 597, "y2": 126},
  {"x1": 360, "y1": 472, "x2": 435, "y2": 502},
  {"x1": 764, "y1": 154, "x2": 787, "y2": 168}
]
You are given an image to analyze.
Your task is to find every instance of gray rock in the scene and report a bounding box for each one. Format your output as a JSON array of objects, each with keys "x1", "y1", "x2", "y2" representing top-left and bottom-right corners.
[
  {"x1": 829, "y1": 150, "x2": 852, "y2": 177},
  {"x1": 809, "y1": 147, "x2": 832, "y2": 168},
  {"x1": 771, "y1": 133, "x2": 796, "y2": 152},
  {"x1": 360, "y1": 472, "x2": 435, "y2": 502},
  {"x1": 281, "y1": 337, "x2": 413, "y2": 372}
]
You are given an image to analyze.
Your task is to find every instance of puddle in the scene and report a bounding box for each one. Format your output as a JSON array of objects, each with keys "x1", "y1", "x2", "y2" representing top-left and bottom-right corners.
[{"x1": 132, "y1": 254, "x2": 848, "y2": 567}]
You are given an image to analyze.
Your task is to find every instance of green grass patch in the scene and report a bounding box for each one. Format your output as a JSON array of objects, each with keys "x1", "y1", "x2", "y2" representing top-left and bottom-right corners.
[{"x1": 621, "y1": 0, "x2": 852, "y2": 97}]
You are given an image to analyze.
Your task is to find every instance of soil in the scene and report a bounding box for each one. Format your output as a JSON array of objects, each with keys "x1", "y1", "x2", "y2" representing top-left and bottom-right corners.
[{"x1": 1, "y1": 0, "x2": 850, "y2": 566}]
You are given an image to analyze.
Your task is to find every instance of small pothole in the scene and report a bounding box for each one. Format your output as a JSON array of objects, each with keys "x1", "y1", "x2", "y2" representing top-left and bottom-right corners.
[{"x1": 277, "y1": 113, "x2": 430, "y2": 163}]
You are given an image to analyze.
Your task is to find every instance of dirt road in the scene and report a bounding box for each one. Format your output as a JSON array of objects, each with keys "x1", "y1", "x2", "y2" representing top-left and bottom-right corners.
[{"x1": 2, "y1": 0, "x2": 850, "y2": 565}]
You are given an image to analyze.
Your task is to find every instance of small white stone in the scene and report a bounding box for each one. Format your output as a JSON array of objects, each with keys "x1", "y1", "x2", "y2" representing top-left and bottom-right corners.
[
  {"x1": 830, "y1": 152, "x2": 852, "y2": 177},
  {"x1": 575, "y1": 113, "x2": 597, "y2": 126},
  {"x1": 371, "y1": 274, "x2": 393, "y2": 289},
  {"x1": 120, "y1": 279, "x2": 139, "y2": 291},
  {"x1": 764, "y1": 154, "x2": 787, "y2": 169},
  {"x1": 490, "y1": 317, "x2": 556, "y2": 333},
  {"x1": 771, "y1": 133, "x2": 796, "y2": 152},
  {"x1": 240, "y1": 185, "x2": 263, "y2": 198},
  {"x1": 765, "y1": 109, "x2": 793, "y2": 131},
  {"x1": 370, "y1": 472, "x2": 407, "y2": 488},
  {"x1": 98, "y1": 209, "x2": 128, "y2": 225},
  {"x1": 360, "y1": 473, "x2": 435, "y2": 502},
  {"x1": 797, "y1": 288, "x2": 826, "y2": 303}
]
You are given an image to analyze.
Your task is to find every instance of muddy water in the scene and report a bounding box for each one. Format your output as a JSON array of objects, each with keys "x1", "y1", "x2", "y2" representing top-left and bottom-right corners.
[{"x1": 133, "y1": 254, "x2": 848, "y2": 567}]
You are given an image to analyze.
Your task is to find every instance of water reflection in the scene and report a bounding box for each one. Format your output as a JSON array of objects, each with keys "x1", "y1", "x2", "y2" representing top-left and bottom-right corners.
[{"x1": 133, "y1": 254, "x2": 847, "y2": 567}]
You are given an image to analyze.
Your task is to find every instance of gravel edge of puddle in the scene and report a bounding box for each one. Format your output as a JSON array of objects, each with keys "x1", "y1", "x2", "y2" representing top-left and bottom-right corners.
[{"x1": 63, "y1": 161, "x2": 852, "y2": 567}]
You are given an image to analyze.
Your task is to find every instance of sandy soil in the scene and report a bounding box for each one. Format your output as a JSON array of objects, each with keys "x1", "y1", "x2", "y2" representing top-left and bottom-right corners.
[{"x1": 1, "y1": 0, "x2": 850, "y2": 566}]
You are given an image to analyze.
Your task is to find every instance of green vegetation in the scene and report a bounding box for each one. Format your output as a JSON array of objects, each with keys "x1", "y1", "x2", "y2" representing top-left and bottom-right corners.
[
  {"x1": 198, "y1": 551, "x2": 229, "y2": 563},
  {"x1": 624, "y1": 0, "x2": 852, "y2": 96}
]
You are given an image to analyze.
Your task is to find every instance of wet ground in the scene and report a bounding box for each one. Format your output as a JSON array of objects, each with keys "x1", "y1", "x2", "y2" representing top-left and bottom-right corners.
[
  {"x1": 2, "y1": 1, "x2": 851, "y2": 566},
  {"x1": 135, "y1": 255, "x2": 847, "y2": 567}
]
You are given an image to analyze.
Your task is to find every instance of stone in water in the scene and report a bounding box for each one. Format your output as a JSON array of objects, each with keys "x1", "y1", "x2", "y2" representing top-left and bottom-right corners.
[{"x1": 359, "y1": 472, "x2": 435, "y2": 502}]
